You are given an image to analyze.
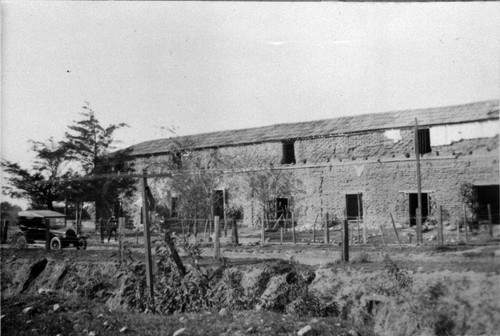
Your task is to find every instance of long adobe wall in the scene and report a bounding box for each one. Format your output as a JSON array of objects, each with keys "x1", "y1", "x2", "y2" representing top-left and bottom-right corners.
[{"x1": 124, "y1": 121, "x2": 499, "y2": 229}]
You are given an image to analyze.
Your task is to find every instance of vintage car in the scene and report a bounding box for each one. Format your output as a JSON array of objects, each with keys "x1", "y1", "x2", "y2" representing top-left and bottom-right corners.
[{"x1": 15, "y1": 210, "x2": 87, "y2": 250}]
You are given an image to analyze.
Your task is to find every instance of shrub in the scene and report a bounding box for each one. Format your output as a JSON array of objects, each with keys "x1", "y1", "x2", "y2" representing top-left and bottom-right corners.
[
  {"x1": 350, "y1": 252, "x2": 371, "y2": 264},
  {"x1": 374, "y1": 256, "x2": 456, "y2": 336}
]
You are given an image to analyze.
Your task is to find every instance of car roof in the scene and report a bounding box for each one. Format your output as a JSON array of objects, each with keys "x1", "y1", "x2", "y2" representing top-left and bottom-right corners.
[{"x1": 18, "y1": 210, "x2": 66, "y2": 218}]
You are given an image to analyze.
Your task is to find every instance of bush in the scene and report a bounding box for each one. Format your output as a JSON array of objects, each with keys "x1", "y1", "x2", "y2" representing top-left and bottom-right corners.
[
  {"x1": 373, "y1": 256, "x2": 456, "y2": 336},
  {"x1": 350, "y1": 252, "x2": 371, "y2": 264}
]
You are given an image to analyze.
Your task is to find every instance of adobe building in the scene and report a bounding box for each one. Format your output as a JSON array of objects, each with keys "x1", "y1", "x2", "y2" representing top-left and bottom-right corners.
[{"x1": 118, "y1": 100, "x2": 499, "y2": 230}]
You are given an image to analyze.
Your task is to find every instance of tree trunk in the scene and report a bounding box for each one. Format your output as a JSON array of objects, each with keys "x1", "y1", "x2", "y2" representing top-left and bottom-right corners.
[{"x1": 47, "y1": 197, "x2": 54, "y2": 211}]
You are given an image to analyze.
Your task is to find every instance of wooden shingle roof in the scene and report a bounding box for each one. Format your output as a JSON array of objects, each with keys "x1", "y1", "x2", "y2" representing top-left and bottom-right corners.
[{"x1": 123, "y1": 100, "x2": 499, "y2": 156}]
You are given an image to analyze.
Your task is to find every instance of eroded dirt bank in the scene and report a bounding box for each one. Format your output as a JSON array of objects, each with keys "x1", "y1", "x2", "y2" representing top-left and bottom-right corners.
[{"x1": 2, "y1": 247, "x2": 500, "y2": 336}]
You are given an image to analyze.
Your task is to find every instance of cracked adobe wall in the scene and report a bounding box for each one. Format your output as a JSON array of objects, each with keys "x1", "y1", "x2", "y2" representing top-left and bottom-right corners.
[{"x1": 124, "y1": 120, "x2": 498, "y2": 229}]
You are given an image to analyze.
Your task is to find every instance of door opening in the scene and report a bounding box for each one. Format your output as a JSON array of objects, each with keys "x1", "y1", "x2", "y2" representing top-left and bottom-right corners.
[
  {"x1": 275, "y1": 198, "x2": 289, "y2": 220},
  {"x1": 345, "y1": 194, "x2": 363, "y2": 221},
  {"x1": 475, "y1": 185, "x2": 499, "y2": 223},
  {"x1": 213, "y1": 190, "x2": 225, "y2": 219},
  {"x1": 409, "y1": 193, "x2": 429, "y2": 226}
]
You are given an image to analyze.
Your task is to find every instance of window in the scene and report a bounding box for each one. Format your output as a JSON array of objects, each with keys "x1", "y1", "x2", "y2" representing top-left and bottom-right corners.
[
  {"x1": 417, "y1": 129, "x2": 431, "y2": 154},
  {"x1": 171, "y1": 197, "x2": 179, "y2": 218},
  {"x1": 282, "y1": 141, "x2": 296, "y2": 164},
  {"x1": 172, "y1": 152, "x2": 182, "y2": 169}
]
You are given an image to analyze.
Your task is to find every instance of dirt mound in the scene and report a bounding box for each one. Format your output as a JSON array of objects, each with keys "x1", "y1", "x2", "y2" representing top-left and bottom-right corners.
[
  {"x1": 2, "y1": 251, "x2": 500, "y2": 336},
  {"x1": 309, "y1": 266, "x2": 500, "y2": 336}
]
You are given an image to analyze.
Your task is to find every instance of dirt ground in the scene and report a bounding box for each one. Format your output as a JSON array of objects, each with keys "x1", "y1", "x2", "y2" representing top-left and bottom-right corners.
[{"x1": 2, "y1": 225, "x2": 500, "y2": 336}]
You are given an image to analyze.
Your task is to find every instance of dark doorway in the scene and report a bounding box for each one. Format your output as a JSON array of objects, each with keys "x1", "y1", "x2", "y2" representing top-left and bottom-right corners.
[
  {"x1": 475, "y1": 185, "x2": 499, "y2": 223},
  {"x1": 346, "y1": 194, "x2": 363, "y2": 221},
  {"x1": 276, "y1": 198, "x2": 289, "y2": 219},
  {"x1": 409, "y1": 193, "x2": 429, "y2": 226},
  {"x1": 213, "y1": 190, "x2": 225, "y2": 219}
]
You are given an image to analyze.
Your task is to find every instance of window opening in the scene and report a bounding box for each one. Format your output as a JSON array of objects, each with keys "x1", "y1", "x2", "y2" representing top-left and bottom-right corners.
[
  {"x1": 417, "y1": 129, "x2": 431, "y2": 155},
  {"x1": 282, "y1": 141, "x2": 296, "y2": 164}
]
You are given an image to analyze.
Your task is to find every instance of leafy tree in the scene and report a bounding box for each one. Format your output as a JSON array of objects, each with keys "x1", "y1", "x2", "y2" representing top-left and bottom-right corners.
[
  {"x1": 63, "y1": 102, "x2": 128, "y2": 174},
  {"x1": 165, "y1": 139, "x2": 223, "y2": 230},
  {"x1": 170, "y1": 160, "x2": 223, "y2": 221},
  {"x1": 459, "y1": 182, "x2": 481, "y2": 220},
  {"x1": 62, "y1": 102, "x2": 135, "y2": 220},
  {"x1": 30, "y1": 137, "x2": 69, "y2": 179},
  {"x1": 1, "y1": 138, "x2": 71, "y2": 210},
  {"x1": 244, "y1": 165, "x2": 303, "y2": 222},
  {"x1": 1, "y1": 201, "x2": 23, "y2": 225}
]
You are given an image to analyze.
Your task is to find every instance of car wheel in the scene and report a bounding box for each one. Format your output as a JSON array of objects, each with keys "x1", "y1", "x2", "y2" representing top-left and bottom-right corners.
[
  {"x1": 14, "y1": 235, "x2": 27, "y2": 249},
  {"x1": 50, "y1": 237, "x2": 62, "y2": 250},
  {"x1": 77, "y1": 237, "x2": 87, "y2": 250}
]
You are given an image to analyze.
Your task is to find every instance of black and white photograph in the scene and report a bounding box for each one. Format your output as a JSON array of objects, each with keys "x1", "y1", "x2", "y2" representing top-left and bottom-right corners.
[{"x1": 1, "y1": 1, "x2": 499, "y2": 335}]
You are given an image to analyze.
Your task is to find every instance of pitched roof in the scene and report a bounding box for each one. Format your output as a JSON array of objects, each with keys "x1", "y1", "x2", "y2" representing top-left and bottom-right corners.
[{"x1": 123, "y1": 100, "x2": 499, "y2": 157}]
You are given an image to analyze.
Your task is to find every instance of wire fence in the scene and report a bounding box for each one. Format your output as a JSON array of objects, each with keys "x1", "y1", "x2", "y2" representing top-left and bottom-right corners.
[{"x1": 1, "y1": 203, "x2": 497, "y2": 251}]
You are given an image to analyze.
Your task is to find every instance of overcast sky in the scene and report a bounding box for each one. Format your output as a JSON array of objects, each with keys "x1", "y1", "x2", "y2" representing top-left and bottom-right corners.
[{"x1": 1, "y1": 1, "x2": 499, "y2": 207}]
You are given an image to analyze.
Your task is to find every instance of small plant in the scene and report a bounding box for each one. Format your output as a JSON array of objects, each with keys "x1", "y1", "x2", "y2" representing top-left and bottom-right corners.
[
  {"x1": 225, "y1": 204, "x2": 243, "y2": 220},
  {"x1": 351, "y1": 252, "x2": 371, "y2": 264},
  {"x1": 383, "y1": 255, "x2": 413, "y2": 291},
  {"x1": 459, "y1": 182, "x2": 480, "y2": 221},
  {"x1": 61, "y1": 265, "x2": 115, "y2": 302}
]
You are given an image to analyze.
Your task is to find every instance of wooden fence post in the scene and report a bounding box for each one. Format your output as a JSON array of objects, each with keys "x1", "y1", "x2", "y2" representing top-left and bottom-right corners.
[
  {"x1": 462, "y1": 205, "x2": 468, "y2": 244},
  {"x1": 100, "y1": 218, "x2": 104, "y2": 243},
  {"x1": 223, "y1": 190, "x2": 227, "y2": 238},
  {"x1": 324, "y1": 213, "x2": 330, "y2": 244},
  {"x1": 356, "y1": 216, "x2": 361, "y2": 245},
  {"x1": 141, "y1": 170, "x2": 154, "y2": 301},
  {"x1": 438, "y1": 206, "x2": 444, "y2": 246},
  {"x1": 488, "y1": 204, "x2": 493, "y2": 237},
  {"x1": 232, "y1": 218, "x2": 239, "y2": 245},
  {"x1": 312, "y1": 214, "x2": 318, "y2": 243},
  {"x1": 342, "y1": 219, "x2": 349, "y2": 263},
  {"x1": 204, "y1": 220, "x2": 208, "y2": 241},
  {"x1": 280, "y1": 227, "x2": 283, "y2": 245},
  {"x1": 193, "y1": 219, "x2": 198, "y2": 238},
  {"x1": 119, "y1": 217, "x2": 125, "y2": 266},
  {"x1": 390, "y1": 213, "x2": 401, "y2": 246},
  {"x1": 214, "y1": 216, "x2": 221, "y2": 258},
  {"x1": 378, "y1": 220, "x2": 387, "y2": 246},
  {"x1": 363, "y1": 217, "x2": 367, "y2": 245},
  {"x1": 261, "y1": 210, "x2": 265, "y2": 246},
  {"x1": 416, "y1": 208, "x2": 422, "y2": 244}
]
